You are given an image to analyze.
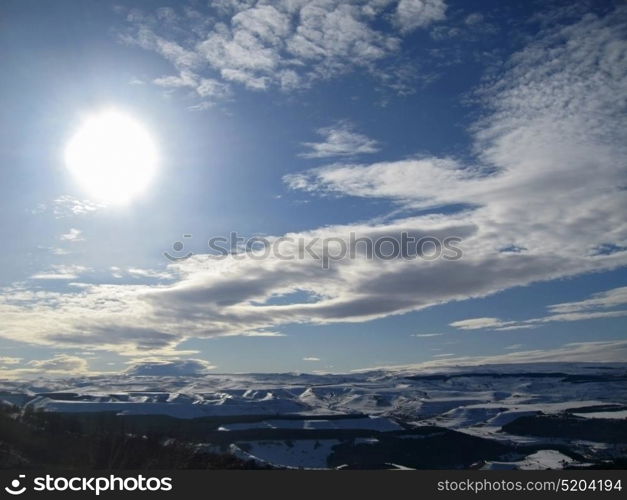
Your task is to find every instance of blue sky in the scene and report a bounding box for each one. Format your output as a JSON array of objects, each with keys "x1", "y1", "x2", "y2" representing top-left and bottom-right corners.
[{"x1": 0, "y1": 0, "x2": 626, "y2": 377}]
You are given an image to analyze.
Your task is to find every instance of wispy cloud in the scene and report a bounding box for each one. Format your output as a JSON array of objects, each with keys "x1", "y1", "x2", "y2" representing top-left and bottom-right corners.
[
  {"x1": 153, "y1": 70, "x2": 232, "y2": 103},
  {"x1": 548, "y1": 287, "x2": 627, "y2": 314},
  {"x1": 0, "y1": 357, "x2": 22, "y2": 366},
  {"x1": 354, "y1": 340, "x2": 627, "y2": 372},
  {"x1": 59, "y1": 228, "x2": 84, "y2": 242},
  {"x1": 52, "y1": 195, "x2": 106, "y2": 217},
  {"x1": 450, "y1": 317, "x2": 520, "y2": 331},
  {"x1": 27, "y1": 355, "x2": 88, "y2": 372},
  {"x1": 451, "y1": 286, "x2": 627, "y2": 331},
  {"x1": 30, "y1": 265, "x2": 89, "y2": 280},
  {"x1": 0, "y1": 355, "x2": 90, "y2": 379},
  {"x1": 284, "y1": 156, "x2": 470, "y2": 198},
  {"x1": 303, "y1": 356, "x2": 321, "y2": 361},
  {"x1": 127, "y1": 267, "x2": 175, "y2": 280},
  {"x1": 299, "y1": 121, "x2": 379, "y2": 159}
]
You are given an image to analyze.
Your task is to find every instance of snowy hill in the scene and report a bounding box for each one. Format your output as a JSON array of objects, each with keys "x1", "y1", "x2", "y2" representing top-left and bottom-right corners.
[{"x1": 1, "y1": 362, "x2": 626, "y2": 469}]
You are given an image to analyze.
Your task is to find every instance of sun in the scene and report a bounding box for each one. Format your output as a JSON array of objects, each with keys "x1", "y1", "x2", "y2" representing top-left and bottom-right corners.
[{"x1": 64, "y1": 109, "x2": 158, "y2": 204}]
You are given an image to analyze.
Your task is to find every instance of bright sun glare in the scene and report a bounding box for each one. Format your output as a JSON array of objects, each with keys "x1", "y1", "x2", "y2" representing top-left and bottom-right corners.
[{"x1": 65, "y1": 110, "x2": 158, "y2": 204}]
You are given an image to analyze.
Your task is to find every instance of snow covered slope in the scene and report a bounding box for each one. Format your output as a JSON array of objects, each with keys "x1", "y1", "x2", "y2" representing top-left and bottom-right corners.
[{"x1": 1, "y1": 362, "x2": 625, "y2": 469}]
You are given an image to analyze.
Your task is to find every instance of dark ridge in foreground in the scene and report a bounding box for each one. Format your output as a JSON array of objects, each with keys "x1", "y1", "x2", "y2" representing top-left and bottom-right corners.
[
  {"x1": 502, "y1": 415, "x2": 627, "y2": 443},
  {"x1": 0, "y1": 404, "x2": 267, "y2": 469}
]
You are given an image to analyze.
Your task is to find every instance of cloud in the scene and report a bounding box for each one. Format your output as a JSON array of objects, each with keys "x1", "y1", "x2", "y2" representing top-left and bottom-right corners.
[
  {"x1": 0, "y1": 355, "x2": 91, "y2": 379},
  {"x1": 30, "y1": 265, "x2": 89, "y2": 280},
  {"x1": 529, "y1": 310, "x2": 627, "y2": 325},
  {"x1": 394, "y1": 0, "x2": 446, "y2": 33},
  {"x1": 59, "y1": 228, "x2": 84, "y2": 242},
  {"x1": 49, "y1": 247, "x2": 70, "y2": 256},
  {"x1": 0, "y1": 7, "x2": 625, "y2": 357},
  {"x1": 50, "y1": 196, "x2": 107, "y2": 217},
  {"x1": 27, "y1": 355, "x2": 88, "y2": 372},
  {"x1": 286, "y1": 7, "x2": 627, "y2": 322},
  {"x1": 303, "y1": 356, "x2": 321, "y2": 361},
  {"x1": 47, "y1": 325, "x2": 181, "y2": 352},
  {"x1": 108, "y1": 267, "x2": 175, "y2": 280},
  {"x1": 355, "y1": 340, "x2": 627, "y2": 371},
  {"x1": 229, "y1": 331, "x2": 286, "y2": 337},
  {"x1": 299, "y1": 121, "x2": 379, "y2": 159},
  {"x1": 153, "y1": 69, "x2": 232, "y2": 103},
  {"x1": 287, "y1": 7, "x2": 627, "y2": 257},
  {"x1": 125, "y1": 358, "x2": 216, "y2": 376},
  {"x1": 430, "y1": 10, "x2": 497, "y2": 41},
  {"x1": 411, "y1": 333, "x2": 443, "y2": 337},
  {"x1": 0, "y1": 357, "x2": 21, "y2": 366},
  {"x1": 127, "y1": 267, "x2": 175, "y2": 280},
  {"x1": 119, "y1": 0, "x2": 446, "y2": 102},
  {"x1": 548, "y1": 287, "x2": 627, "y2": 314},
  {"x1": 451, "y1": 286, "x2": 627, "y2": 331},
  {"x1": 464, "y1": 13, "x2": 484, "y2": 26},
  {"x1": 284, "y1": 156, "x2": 470, "y2": 199},
  {"x1": 450, "y1": 317, "x2": 514, "y2": 330}
]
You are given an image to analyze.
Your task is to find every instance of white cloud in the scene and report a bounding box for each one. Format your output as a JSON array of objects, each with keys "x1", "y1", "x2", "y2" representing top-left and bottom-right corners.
[
  {"x1": 464, "y1": 13, "x2": 484, "y2": 26},
  {"x1": 127, "y1": 267, "x2": 175, "y2": 280},
  {"x1": 108, "y1": 267, "x2": 176, "y2": 280},
  {"x1": 50, "y1": 247, "x2": 70, "y2": 256},
  {"x1": 53, "y1": 195, "x2": 106, "y2": 217},
  {"x1": 450, "y1": 317, "x2": 514, "y2": 330},
  {"x1": 531, "y1": 310, "x2": 627, "y2": 324},
  {"x1": 284, "y1": 156, "x2": 469, "y2": 199},
  {"x1": 548, "y1": 287, "x2": 627, "y2": 314},
  {"x1": 0, "y1": 355, "x2": 91, "y2": 379},
  {"x1": 27, "y1": 355, "x2": 88, "y2": 372},
  {"x1": 59, "y1": 228, "x2": 84, "y2": 242},
  {"x1": 119, "y1": 0, "x2": 445, "y2": 101},
  {"x1": 288, "y1": 8, "x2": 627, "y2": 271},
  {"x1": 411, "y1": 333, "x2": 443, "y2": 337},
  {"x1": 303, "y1": 356, "x2": 321, "y2": 361},
  {"x1": 354, "y1": 340, "x2": 627, "y2": 371},
  {"x1": 451, "y1": 286, "x2": 627, "y2": 331},
  {"x1": 110, "y1": 266, "x2": 124, "y2": 279},
  {"x1": 0, "y1": 357, "x2": 21, "y2": 366},
  {"x1": 30, "y1": 265, "x2": 89, "y2": 281},
  {"x1": 153, "y1": 69, "x2": 232, "y2": 104},
  {"x1": 430, "y1": 10, "x2": 496, "y2": 41},
  {"x1": 287, "y1": 7, "x2": 627, "y2": 330},
  {"x1": 394, "y1": 0, "x2": 446, "y2": 33},
  {"x1": 153, "y1": 70, "x2": 197, "y2": 88},
  {"x1": 231, "y1": 331, "x2": 286, "y2": 337},
  {"x1": 299, "y1": 121, "x2": 379, "y2": 159}
]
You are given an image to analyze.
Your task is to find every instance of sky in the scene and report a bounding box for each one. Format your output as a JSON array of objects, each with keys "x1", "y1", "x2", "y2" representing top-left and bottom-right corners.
[{"x1": 0, "y1": 0, "x2": 626, "y2": 377}]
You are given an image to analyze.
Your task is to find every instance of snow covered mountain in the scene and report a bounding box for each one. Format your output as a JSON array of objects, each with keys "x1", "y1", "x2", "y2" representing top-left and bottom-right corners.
[{"x1": 1, "y1": 362, "x2": 626, "y2": 469}]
